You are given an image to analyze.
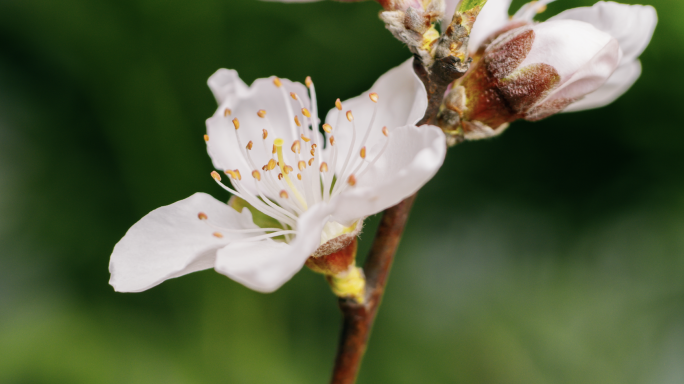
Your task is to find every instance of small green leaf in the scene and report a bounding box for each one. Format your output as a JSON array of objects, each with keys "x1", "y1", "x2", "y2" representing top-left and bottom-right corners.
[{"x1": 458, "y1": 0, "x2": 487, "y2": 13}]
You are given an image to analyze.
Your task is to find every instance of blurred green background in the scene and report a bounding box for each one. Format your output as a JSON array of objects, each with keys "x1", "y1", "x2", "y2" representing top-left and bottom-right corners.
[{"x1": 0, "y1": 0, "x2": 681, "y2": 383}]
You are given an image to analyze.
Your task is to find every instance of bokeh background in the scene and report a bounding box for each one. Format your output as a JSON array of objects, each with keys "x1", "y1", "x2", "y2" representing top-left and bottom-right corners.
[{"x1": 0, "y1": 0, "x2": 682, "y2": 382}]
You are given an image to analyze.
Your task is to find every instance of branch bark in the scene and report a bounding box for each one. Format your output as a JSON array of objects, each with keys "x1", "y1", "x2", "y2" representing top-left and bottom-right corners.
[{"x1": 330, "y1": 194, "x2": 417, "y2": 384}]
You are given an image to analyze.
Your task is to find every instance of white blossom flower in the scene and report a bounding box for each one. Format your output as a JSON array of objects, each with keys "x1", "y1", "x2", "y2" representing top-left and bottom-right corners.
[
  {"x1": 445, "y1": 0, "x2": 657, "y2": 114},
  {"x1": 109, "y1": 59, "x2": 446, "y2": 293}
]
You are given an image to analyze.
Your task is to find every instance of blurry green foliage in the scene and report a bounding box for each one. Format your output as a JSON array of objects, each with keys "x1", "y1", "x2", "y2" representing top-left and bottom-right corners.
[{"x1": 0, "y1": 0, "x2": 682, "y2": 383}]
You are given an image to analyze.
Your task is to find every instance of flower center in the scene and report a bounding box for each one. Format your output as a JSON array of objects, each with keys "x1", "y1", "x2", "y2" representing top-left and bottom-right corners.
[{"x1": 205, "y1": 76, "x2": 391, "y2": 244}]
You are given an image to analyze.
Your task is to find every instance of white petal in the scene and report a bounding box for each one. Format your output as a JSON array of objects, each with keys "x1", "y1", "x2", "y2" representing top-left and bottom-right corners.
[
  {"x1": 109, "y1": 193, "x2": 259, "y2": 293},
  {"x1": 563, "y1": 60, "x2": 641, "y2": 112},
  {"x1": 329, "y1": 125, "x2": 446, "y2": 225},
  {"x1": 520, "y1": 20, "x2": 619, "y2": 82},
  {"x1": 443, "y1": 0, "x2": 512, "y2": 52},
  {"x1": 324, "y1": 58, "x2": 427, "y2": 174},
  {"x1": 215, "y1": 203, "x2": 332, "y2": 292},
  {"x1": 206, "y1": 70, "x2": 311, "y2": 196},
  {"x1": 549, "y1": 1, "x2": 657, "y2": 64},
  {"x1": 512, "y1": 0, "x2": 555, "y2": 22}
]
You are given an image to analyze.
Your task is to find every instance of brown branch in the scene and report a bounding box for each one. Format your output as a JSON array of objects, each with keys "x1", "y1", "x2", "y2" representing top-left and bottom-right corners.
[{"x1": 330, "y1": 193, "x2": 417, "y2": 384}]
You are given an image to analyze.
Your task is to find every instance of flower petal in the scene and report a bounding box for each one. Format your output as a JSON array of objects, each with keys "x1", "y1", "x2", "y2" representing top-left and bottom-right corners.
[
  {"x1": 443, "y1": 0, "x2": 513, "y2": 52},
  {"x1": 109, "y1": 193, "x2": 259, "y2": 292},
  {"x1": 324, "y1": 58, "x2": 427, "y2": 174},
  {"x1": 206, "y1": 70, "x2": 312, "y2": 195},
  {"x1": 329, "y1": 125, "x2": 446, "y2": 225},
  {"x1": 214, "y1": 203, "x2": 332, "y2": 292},
  {"x1": 549, "y1": 1, "x2": 657, "y2": 64},
  {"x1": 563, "y1": 59, "x2": 641, "y2": 113}
]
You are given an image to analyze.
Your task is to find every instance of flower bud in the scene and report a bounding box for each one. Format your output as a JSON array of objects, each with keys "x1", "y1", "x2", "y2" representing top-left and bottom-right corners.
[{"x1": 444, "y1": 19, "x2": 621, "y2": 140}]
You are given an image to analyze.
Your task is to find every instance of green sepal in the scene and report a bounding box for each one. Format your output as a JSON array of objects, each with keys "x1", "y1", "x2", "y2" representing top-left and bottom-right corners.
[
  {"x1": 228, "y1": 196, "x2": 287, "y2": 231},
  {"x1": 458, "y1": 0, "x2": 487, "y2": 13}
]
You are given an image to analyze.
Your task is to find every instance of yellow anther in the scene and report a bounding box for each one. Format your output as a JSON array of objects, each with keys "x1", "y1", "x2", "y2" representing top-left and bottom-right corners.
[
  {"x1": 302, "y1": 108, "x2": 311, "y2": 118},
  {"x1": 273, "y1": 77, "x2": 282, "y2": 88},
  {"x1": 198, "y1": 212, "x2": 208, "y2": 220},
  {"x1": 213, "y1": 232, "x2": 224, "y2": 238},
  {"x1": 305, "y1": 76, "x2": 313, "y2": 88},
  {"x1": 257, "y1": 109, "x2": 267, "y2": 118},
  {"x1": 280, "y1": 190, "x2": 289, "y2": 199},
  {"x1": 278, "y1": 173, "x2": 284, "y2": 180},
  {"x1": 297, "y1": 173, "x2": 302, "y2": 180},
  {"x1": 224, "y1": 108, "x2": 232, "y2": 117},
  {"x1": 225, "y1": 170, "x2": 237, "y2": 179},
  {"x1": 291, "y1": 140, "x2": 301, "y2": 154},
  {"x1": 252, "y1": 170, "x2": 261, "y2": 181},
  {"x1": 301, "y1": 134, "x2": 311, "y2": 142},
  {"x1": 348, "y1": 174, "x2": 357, "y2": 186},
  {"x1": 204, "y1": 134, "x2": 209, "y2": 142},
  {"x1": 211, "y1": 171, "x2": 221, "y2": 181},
  {"x1": 232, "y1": 118, "x2": 240, "y2": 130},
  {"x1": 369, "y1": 93, "x2": 379, "y2": 103},
  {"x1": 246, "y1": 141, "x2": 253, "y2": 150},
  {"x1": 312, "y1": 144, "x2": 317, "y2": 149},
  {"x1": 322, "y1": 123, "x2": 332, "y2": 133},
  {"x1": 382, "y1": 126, "x2": 389, "y2": 136},
  {"x1": 335, "y1": 99, "x2": 342, "y2": 110},
  {"x1": 308, "y1": 158, "x2": 314, "y2": 166},
  {"x1": 262, "y1": 129, "x2": 268, "y2": 139},
  {"x1": 284, "y1": 165, "x2": 293, "y2": 175},
  {"x1": 360, "y1": 147, "x2": 366, "y2": 159},
  {"x1": 310, "y1": 148, "x2": 315, "y2": 156},
  {"x1": 320, "y1": 162, "x2": 329, "y2": 172},
  {"x1": 346, "y1": 111, "x2": 354, "y2": 122},
  {"x1": 294, "y1": 116, "x2": 301, "y2": 127},
  {"x1": 537, "y1": 3, "x2": 547, "y2": 13},
  {"x1": 298, "y1": 161, "x2": 306, "y2": 171},
  {"x1": 267, "y1": 159, "x2": 276, "y2": 171},
  {"x1": 234, "y1": 169, "x2": 242, "y2": 180},
  {"x1": 290, "y1": 92, "x2": 298, "y2": 100},
  {"x1": 329, "y1": 136, "x2": 335, "y2": 146},
  {"x1": 262, "y1": 165, "x2": 267, "y2": 171},
  {"x1": 272, "y1": 144, "x2": 276, "y2": 154}
]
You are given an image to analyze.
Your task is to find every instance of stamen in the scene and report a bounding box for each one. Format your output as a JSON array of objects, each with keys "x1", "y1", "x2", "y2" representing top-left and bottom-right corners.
[
  {"x1": 246, "y1": 141, "x2": 253, "y2": 150},
  {"x1": 291, "y1": 140, "x2": 301, "y2": 154},
  {"x1": 369, "y1": 93, "x2": 379, "y2": 103},
  {"x1": 280, "y1": 190, "x2": 289, "y2": 199},
  {"x1": 278, "y1": 173, "x2": 284, "y2": 180},
  {"x1": 330, "y1": 136, "x2": 335, "y2": 146},
  {"x1": 211, "y1": 171, "x2": 221, "y2": 181},
  {"x1": 302, "y1": 108, "x2": 311, "y2": 118},
  {"x1": 267, "y1": 159, "x2": 276, "y2": 170},
  {"x1": 298, "y1": 161, "x2": 306, "y2": 171},
  {"x1": 198, "y1": 212, "x2": 208, "y2": 220},
  {"x1": 290, "y1": 92, "x2": 298, "y2": 100},
  {"x1": 335, "y1": 99, "x2": 342, "y2": 110},
  {"x1": 322, "y1": 124, "x2": 332, "y2": 133},
  {"x1": 257, "y1": 109, "x2": 267, "y2": 118},
  {"x1": 252, "y1": 170, "x2": 261, "y2": 181},
  {"x1": 348, "y1": 174, "x2": 357, "y2": 186},
  {"x1": 224, "y1": 108, "x2": 232, "y2": 117},
  {"x1": 346, "y1": 111, "x2": 354, "y2": 121},
  {"x1": 320, "y1": 162, "x2": 329, "y2": 172},
  {"x1": 312, "y1": 144, "x2": 317, "y2": 149},
  {"x1": 234, "y1": 170, "x2": 242, "y2": 180},
  {"x1": 305, "y1": 76, "x2": 313, "y2": 88},
  {"x1": 382, "y1": 126, "x2": 389, "y2": 136},
  {"x1": 273, "y1": 77, "x2": 282, "y2": 87},
  {"x1": 213, "y1": 232, "x2": 224, "y2": 238},
  {"x1": 360, "y1": 147, "x2": 366, "y2": 159},
  {"x1": 297, "y1": 173, "x2": 302, "y2": 180},
  {"x1": 294, "y1": 116, "x2": 301, "y2": 127},
  {"x1": 310, "y1": 148, "x2": 315, "y2": 156},
  {"x1": 301, "y1": 134, "x2": 311, "y2": 142},
  {"x1": 232, "y1": 118, "x2": 240, "y2": 130},
  {"x1": 262, "y1": 129, "x2": 268, "y2": 139},
  {"x1": 204, "y1": 134, "x2": 209, "y2": 142},
  {"x1": 308, "y1": 158, "x2": 314, "y2": 166},
  {"x1": 272, "y1": 144, "x2": 276, "y2": 154},
  {"x1": 284, "y1": 165, "x2": 293, "y2": 175}
]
